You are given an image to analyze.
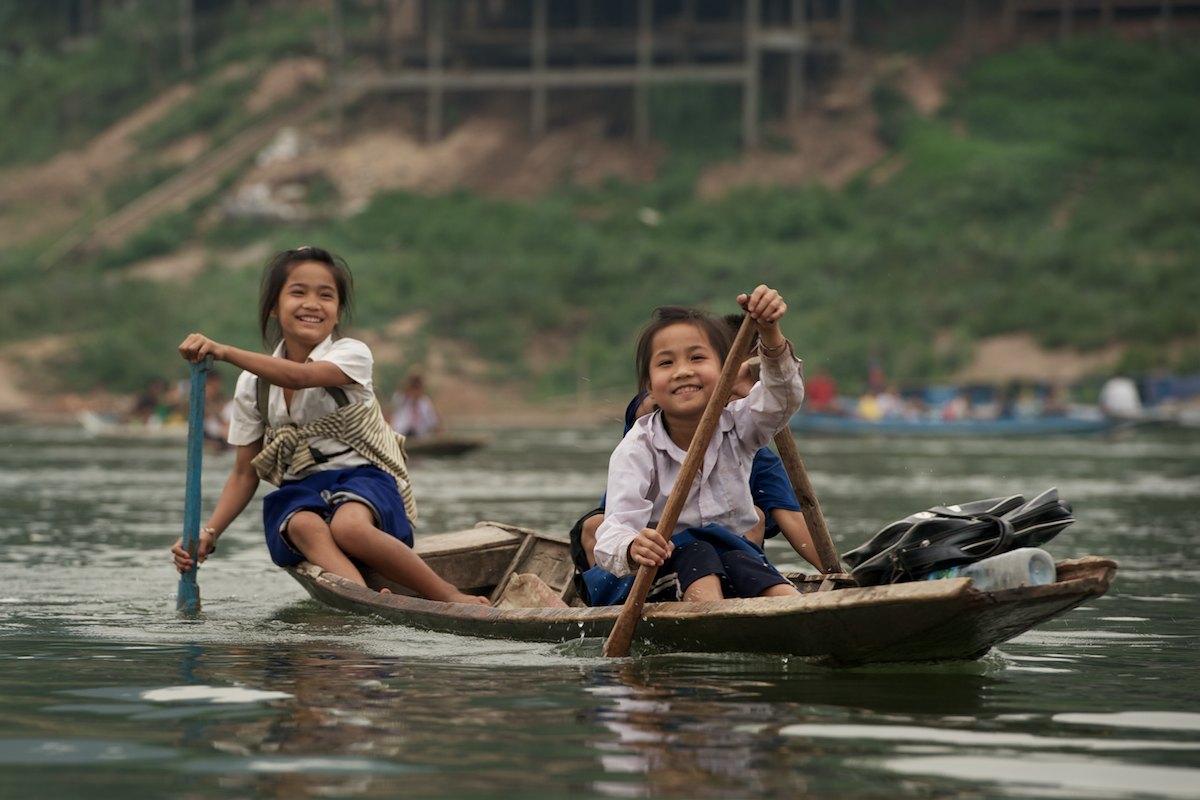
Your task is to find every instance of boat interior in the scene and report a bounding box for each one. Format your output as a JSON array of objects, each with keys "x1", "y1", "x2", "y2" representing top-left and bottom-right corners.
[{"x1": 361, "y1": 522, "x2": 856, "y2": 609}]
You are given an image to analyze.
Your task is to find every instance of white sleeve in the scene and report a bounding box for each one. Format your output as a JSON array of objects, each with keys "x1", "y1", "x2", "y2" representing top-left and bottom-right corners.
[
  {"x1": 320, "y1": 338, "x2": 374, "y2": 394},
  {"x1": 731, "y1": 349, "x2": 805, "y2": 451},
  {"x1": 226, "y1": 369, "x2": 263, "y2": 446},
  {"x1": 593, "y1": 433, "x2": 658, "y2": 578}
]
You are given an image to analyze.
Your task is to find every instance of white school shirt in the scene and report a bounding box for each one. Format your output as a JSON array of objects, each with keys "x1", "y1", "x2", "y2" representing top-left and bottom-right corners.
[
  {"x1": 593, "y1": 349, "x2": 805, "y2": 578},
  {"x1": 227, "y1": 335, "x2": 376, "y2": 481}
]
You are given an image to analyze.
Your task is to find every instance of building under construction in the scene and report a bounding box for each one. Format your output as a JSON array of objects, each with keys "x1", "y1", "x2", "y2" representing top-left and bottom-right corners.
[{"x1": 328, "y1": 0, "x2": 855, "y2": 147}]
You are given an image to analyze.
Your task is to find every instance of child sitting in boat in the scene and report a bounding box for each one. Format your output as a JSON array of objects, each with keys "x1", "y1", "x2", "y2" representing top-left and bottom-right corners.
[
  {"x1": 572, "y1": 318, "x2": 823, "y2": 577},
  {"x1": 170, "y1": 246, "x2": 488, "y2": 605},
  {"x1": 587, "y1": 286, "x2": 805, "y2": 605}
]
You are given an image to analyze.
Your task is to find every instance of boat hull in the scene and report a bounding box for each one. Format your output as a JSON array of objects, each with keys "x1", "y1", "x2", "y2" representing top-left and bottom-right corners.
[
  {"x1": 403, "y1": 434, "x2": 487, "y2": 457},
  {"x1": 286, "y1": 523, "x2": 1116, "y2": 666}
]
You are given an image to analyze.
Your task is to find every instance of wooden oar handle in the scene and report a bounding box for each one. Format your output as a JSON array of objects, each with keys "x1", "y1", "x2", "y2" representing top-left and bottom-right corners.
[
  {"x1": 773, "y1": 429, "x2": 841, "y2": 574},
  {"x1": 602, "y1": 314, "x2": 758, "y2": 657}
]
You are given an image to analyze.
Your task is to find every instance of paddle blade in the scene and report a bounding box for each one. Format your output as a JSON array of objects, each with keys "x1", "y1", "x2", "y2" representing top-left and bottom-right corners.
[
  {"x1": 600, "y1": 566, "x2": 655, "y2": 657},
  {"x1": 177, "y1": 572, "x2": 201, "y2": 615}
]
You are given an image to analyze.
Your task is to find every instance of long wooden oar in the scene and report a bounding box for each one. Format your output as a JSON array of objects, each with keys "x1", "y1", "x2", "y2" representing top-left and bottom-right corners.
[
  {"x1": 177, "y1": 356, "x2": 211, "y2": 614},
  {"x1": 602, "y1": 314, "x2": 758, "y2": 658},
  {"x1": 772, "y1": 429, "x2": 842, "y2": 575}
]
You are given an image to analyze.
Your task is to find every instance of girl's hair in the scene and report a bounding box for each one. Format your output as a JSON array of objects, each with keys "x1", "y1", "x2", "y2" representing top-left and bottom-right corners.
[
  {"x1": 258, "y1": 246, "x2": 354, "y2": 347},
  {"x1": 634, "y1": 306, "x2": 734, "y2": 391}
]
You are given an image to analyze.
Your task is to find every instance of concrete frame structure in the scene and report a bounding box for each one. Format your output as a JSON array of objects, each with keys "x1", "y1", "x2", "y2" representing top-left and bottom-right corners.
[{"x1": 327, "y1": 0, "x2": 855, "y2": 148}]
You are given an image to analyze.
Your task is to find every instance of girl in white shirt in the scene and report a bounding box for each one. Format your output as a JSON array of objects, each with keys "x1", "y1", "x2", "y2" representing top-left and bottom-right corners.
[
  {"x1": 171, "y1": 246, "x2": 488, "y2": 605},
  {"x1": 590, "y1": 286, "x2": 805, "y2": 604}
]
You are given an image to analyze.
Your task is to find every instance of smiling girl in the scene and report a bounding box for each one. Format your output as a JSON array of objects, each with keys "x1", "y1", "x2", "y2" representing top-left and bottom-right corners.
[
  {"x1": 172, "y1": 246, "x2": 488, "y2": 605},
  {"x1": 588, "y1": 286, "x2": 805, "y2": 605}
]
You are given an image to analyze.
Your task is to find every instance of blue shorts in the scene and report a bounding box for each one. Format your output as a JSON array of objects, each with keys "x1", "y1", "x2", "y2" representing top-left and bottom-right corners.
[
  {"x1": 261, "y1": 465, "x2": 413, "y2": 568},
  {"x1": 580, "y1": 525, "x2": 791, "y2": 606},
  {"x1": 750, "y1": 448, "x2": 802, "y2": 538}
]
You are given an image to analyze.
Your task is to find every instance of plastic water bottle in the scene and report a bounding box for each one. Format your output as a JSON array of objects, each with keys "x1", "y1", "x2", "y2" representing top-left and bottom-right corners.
[{"x1": 925, "y1": 547, "x2": 1056, "y2": 591}]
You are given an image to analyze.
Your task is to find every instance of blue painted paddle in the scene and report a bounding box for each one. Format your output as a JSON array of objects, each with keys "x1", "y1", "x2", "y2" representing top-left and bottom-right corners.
[{"x1": 177, "y1": 355, "x2": 211, "y2": 614}]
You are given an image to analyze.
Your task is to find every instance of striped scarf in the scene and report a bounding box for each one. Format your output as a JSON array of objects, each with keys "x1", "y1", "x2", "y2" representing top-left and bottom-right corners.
[{"x1": 251, "y1": 398, "x2": 418, "y2": 521}]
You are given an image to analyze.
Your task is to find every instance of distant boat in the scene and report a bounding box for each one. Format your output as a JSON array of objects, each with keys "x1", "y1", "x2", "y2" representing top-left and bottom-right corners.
[
  {"x1": 789, "y1": 411, "x2": 1129, "y2": 438},
  {"x1": 78, "y1": 410, "x2": 187, "y2": 440},
  {"x1": 403, "y1": 433, "x2": 488, "y2": 457}
]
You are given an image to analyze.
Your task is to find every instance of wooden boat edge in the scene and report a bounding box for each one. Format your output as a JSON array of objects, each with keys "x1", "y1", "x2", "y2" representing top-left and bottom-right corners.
[
  {"x1": 289, "y1": 554, "x2": 1117, "y2": 625},
  {"x1": 285, "y1": 517, "x2": 1117, "y2": 663}
]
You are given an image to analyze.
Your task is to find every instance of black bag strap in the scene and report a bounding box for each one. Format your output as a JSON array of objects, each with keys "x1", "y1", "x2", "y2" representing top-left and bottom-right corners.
[
  {"x1": 893, "y1": 513, "x2": 1015, "y2": 581},
  {"x1": 256, "y1": 376, "x2": 349, "y2": 421}
]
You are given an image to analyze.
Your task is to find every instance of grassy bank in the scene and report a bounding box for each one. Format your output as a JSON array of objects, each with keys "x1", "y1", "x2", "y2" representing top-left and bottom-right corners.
[{"x1": 2, "y1": 34, "x2": 1198, "y2": 402}]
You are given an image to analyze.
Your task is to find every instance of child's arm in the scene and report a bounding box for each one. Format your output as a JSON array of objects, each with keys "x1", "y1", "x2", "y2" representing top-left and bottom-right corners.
[
  {"x1": 593, "y1": 438, "x2": 663, "y2": 577},
  {"x1": 732, "y1": 286, "x2": 805, "y2": 447},
  {"x1": 771, "y1": 509, "x2": 823, "y2": 571},
  {"x1": 171, "y1": 441, "x2": 261, "y2": 573},
  {"x1": 179, "y1": 334, "x2": 351, "y2": 390}
]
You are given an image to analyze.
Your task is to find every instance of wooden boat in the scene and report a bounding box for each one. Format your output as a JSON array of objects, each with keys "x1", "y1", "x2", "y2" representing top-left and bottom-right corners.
[
  {"x1": 790, "y1": 411, "x2": 1129, "y2": 438},
  {"x1": 403, "y1": 433, "x2": 488, "y2": 457},
  {"x1": 286, "y1": 522, "x2": 1117, "y2": 666},
  {"x1": 78, "y1": 409, "x2": 188, "y2": 440}
]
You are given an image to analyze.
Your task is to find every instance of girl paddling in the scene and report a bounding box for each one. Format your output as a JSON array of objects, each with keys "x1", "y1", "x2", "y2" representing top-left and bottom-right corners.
[
  {"x1": 171, "y1": 246, "x2": 489, "y2": 605},
  {"x1": 589, "y1": 286, "x2": 805, "y2": 605}
]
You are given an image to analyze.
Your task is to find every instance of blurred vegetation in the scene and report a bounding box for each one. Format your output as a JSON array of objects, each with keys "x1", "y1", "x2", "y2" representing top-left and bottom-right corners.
[{"x1": 0, "y1": 3, "x2": 1197, "y2": 404}]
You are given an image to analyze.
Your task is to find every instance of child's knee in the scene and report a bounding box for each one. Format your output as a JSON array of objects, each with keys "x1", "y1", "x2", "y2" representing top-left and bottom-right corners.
[
  {"x1": 581, "y1": 513, "x2": 604, "y2": 567},
  {"x1": 329, "y1": 502, "x2": 370, "y2": 532},
  {"x1": 285, "y1": 510, "x2": 331, "y2": 549}
]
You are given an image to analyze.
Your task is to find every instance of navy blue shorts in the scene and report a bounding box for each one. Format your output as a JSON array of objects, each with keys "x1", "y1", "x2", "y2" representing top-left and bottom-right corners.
[
  {"x1": 651, "y1": 539, "x2": 792, "y2": 601},
  {"x1": 580, "y1": 525, "x2": 792, "y2": 605},
  {"x1": 261, "y1": 465, "x2": 412, "y2": 568},
  {"x1": 750, "y1": 448, "x2": 801, "y2": 539}
]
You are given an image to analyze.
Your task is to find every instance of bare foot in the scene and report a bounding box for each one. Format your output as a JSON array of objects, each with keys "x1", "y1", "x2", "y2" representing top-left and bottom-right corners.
[
  {"x1": 379, "y1": 587, "x2": 392, "y2": 594},
  {"x1": 422, "y1": 579, "x2": 492, "y2": 605},
  {"x1": 439, "y1": 590, "x2": 491, "y2": 606}
]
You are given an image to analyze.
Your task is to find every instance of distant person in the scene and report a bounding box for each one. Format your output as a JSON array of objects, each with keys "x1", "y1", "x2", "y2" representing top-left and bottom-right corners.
[
  {"x1": 866, "y1": 351, "x2": 887, "y2": 396},
  {"x1": 876, "y1": 384, "x2": 906, "y2": 419},
  {"x1": 170, "y1": 245, "x2": 487, "y2": 605},
  {"x1": 203, "y1": 370, "x2": 232, "y2": 449},
  {"x1": 1099, "y1": 373, "x2": 1143, "y2": 419},
  {"x1": 856, "y1": 392, "x2": 882, "y2": 421},
  {"x1": 390, "y1": 371, "x2": 442, "y2": 438},
  {"x1": 585, "y1": 287, "x2": 805, "y2": 606},
  {"x1": 132, "y1": 378, "x2": 167, "y2": 426},
  {"x1": 997, "y1": 381, "x2": 1019, "y2": 419},
  {"x1": 805, "y1": 370, "x2": 838, "y2": 413},
  {"x1": 941, "y1": 391, "x2": 970, "y2": 421}
]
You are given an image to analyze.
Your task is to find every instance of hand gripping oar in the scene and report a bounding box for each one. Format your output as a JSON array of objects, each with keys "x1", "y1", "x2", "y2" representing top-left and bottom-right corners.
[
  {"x1": 602, "y1": 314, "x2": 758, "y2": 658},
  {"x1": 772, "y1": 429, "x2": 842, "y2": 575},
  {"x1": 177, "y1": 356, "x2": 211, "y2": 614}
]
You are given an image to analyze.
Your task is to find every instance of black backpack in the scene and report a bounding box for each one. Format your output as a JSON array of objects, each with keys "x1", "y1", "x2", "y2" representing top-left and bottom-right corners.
[{"x1": 841, "y1": 487, "x2": 1075, "y2": 586}]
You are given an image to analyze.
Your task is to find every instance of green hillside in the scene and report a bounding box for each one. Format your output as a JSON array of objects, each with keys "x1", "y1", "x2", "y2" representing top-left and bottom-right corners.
[{"x1": 1, "y1": 5, "x2": 1198, "y2": 407}]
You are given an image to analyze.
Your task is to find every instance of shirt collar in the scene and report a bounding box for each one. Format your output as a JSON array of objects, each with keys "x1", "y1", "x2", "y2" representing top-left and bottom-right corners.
[
  {"x1": 646, "y1": 407, "x2": 736, "y2": 461},
  {"x1": 273, "y1": 334, "x2": 337, "y2": 362}
]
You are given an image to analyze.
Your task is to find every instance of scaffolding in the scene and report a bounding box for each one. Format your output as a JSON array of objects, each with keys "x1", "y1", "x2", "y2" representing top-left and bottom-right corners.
[{"x1": 328, "y1": 0, "x2": 855, "y2": 147}]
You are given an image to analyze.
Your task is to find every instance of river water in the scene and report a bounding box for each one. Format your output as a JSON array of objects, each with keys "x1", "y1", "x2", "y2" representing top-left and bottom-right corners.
[{"x1": 1, "y1": 421, "x2": 1197, "y2": 799}]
